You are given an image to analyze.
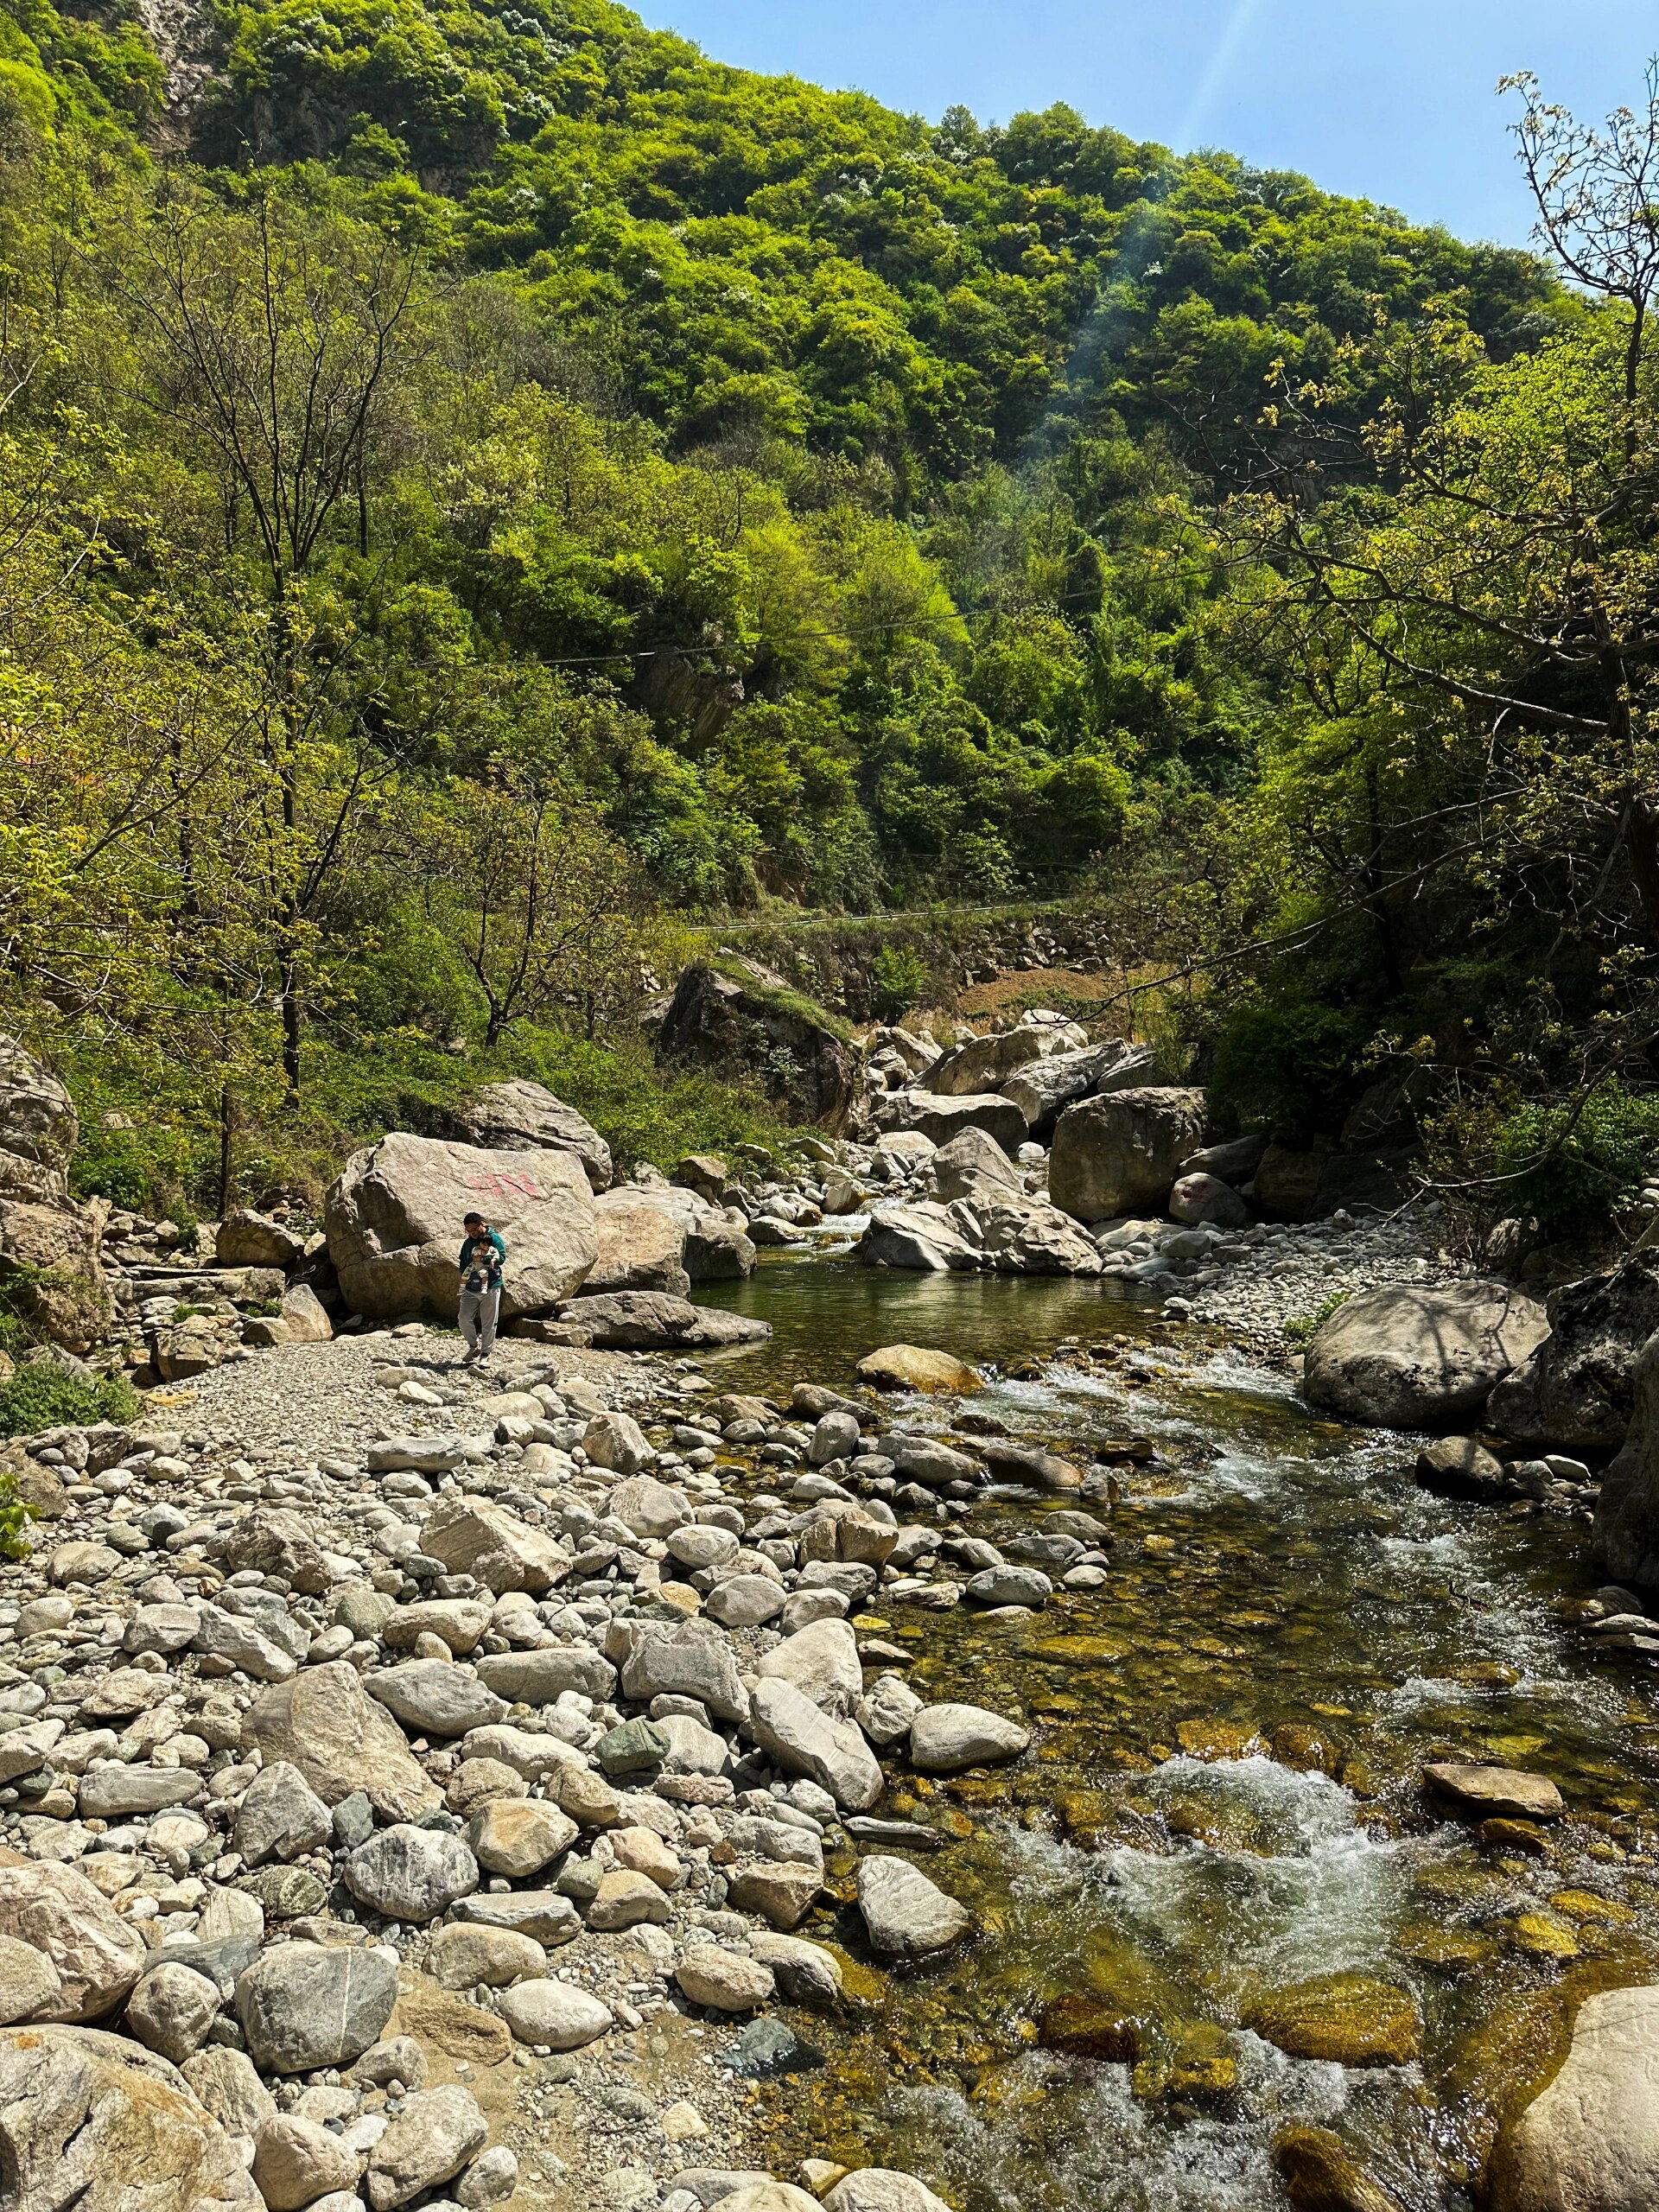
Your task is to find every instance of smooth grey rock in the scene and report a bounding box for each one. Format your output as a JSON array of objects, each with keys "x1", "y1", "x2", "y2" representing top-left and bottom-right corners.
[
  {"x1": 963, "y1": 1565, "x2": 1051, "y2": 1609},
  {"x1": 746, "y1": 1678, "x2": 881, "y2": 1810},
  {"x1": 448, "y1": 1080, "x2": 612, "y2": 1192},
  {"x1": 909, "y1": 1703, "x2": 1030, "y2": 1772},
  {"x1": 236, "y1": 1943, "x2": 398, "y2": 2074},
  {"x1": 366, "y1": 2084, "x2": 487, "y2": 2210},
  {"x1": 1304, "y1": 1281, "x2": 1548, "y2": 1430},
  {"x1": 617, "y1": 1618, "x2": 747, "y2": 1722},
  {"x1": 233, "y1": 1760, "x2": 332, "y2": 1867},
  {"x1": 495, "y1": 1978, "x2": 613, "y2": 2050},
  {"x1": 77, "y1": 1766, "x2": 204, "y2": 1820},
  {"x1": 364, "y1": 1662, "x2": 508, "y2": 1739},
  {"x1": 345, "y1": 1826, "x2": 479, "y2": 1923},
  {"x1": 451, "y1": 1891, "x2": 581, "y2": 1945},
  {"x1": 325, "y1": 1131, "x2": 597, "y2": 1320},
  {"x1": 1489, "y1": 1983, "x2": 1659, "y2": 2212},
  {"x1": 1050, "y1": 1087, "x2": 1208, "y2": 1222},
  {"x1": 856, "y1": 1855, "x2": 971, "y2": 1955},
  {"x1": 124, "y1": 1962, "x2": 221, "y2": 2064},
  {"x1": 754, "y1": 1618, "x2": 861, "y2": 1717},
  {"x1": 474, "y1": 1646, "x2": 614, "y2": 1703}
]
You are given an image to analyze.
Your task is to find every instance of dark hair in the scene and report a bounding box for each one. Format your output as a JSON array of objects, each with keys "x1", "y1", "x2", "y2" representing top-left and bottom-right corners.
[{"x1": 463, "y1": 1212, "x2": 485, "y2": 1227}]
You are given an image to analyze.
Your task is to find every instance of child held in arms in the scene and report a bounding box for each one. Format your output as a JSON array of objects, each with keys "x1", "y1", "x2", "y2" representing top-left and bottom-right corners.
[{"x1": 457, "y1": 1211, "x2": 506, "y2": 1367}]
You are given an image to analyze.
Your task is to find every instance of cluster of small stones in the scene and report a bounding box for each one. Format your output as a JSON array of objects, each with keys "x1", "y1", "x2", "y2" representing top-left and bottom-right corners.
[
  {"x1": 1149, "y1": 1205, "x2": 1472, "y2": 1336},
  {"x1": 0, "y1": 1322, "x2": 1090, "y2": 2212}
]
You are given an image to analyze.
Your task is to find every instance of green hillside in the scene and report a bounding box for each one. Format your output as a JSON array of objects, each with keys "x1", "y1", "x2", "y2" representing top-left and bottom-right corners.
[{"x1": 0, "y1": 0, "x2": 1651, "y2": 1236}]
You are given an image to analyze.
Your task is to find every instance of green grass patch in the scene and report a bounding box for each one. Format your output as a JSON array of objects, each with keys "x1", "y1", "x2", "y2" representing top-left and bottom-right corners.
[
  {"x1": 1284, "y1": 1290, "x2": 1351, "y2": 1349},
  {"x1": 709, "y1": 957, "x2": 855, "y2": 1045},
  {"x1": 0, "y1": 1365, "x2": 140, "y2": 1440}
]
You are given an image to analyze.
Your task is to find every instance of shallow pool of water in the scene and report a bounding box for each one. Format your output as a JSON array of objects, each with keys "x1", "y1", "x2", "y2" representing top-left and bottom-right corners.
[{"x1": 694, "y1": 1254, "x2": 1659, "y2": 2210}]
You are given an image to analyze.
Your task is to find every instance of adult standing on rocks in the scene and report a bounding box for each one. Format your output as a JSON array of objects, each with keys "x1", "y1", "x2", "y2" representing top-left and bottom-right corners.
[{"x1": 457, "y1": 1211, "x2": 505, "y2": 1366}]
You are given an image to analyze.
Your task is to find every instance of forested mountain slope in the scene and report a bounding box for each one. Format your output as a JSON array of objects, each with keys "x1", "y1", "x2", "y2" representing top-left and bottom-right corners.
[{"x1": 2, "y1": 0, "x2": 1655, "y2": 1238}]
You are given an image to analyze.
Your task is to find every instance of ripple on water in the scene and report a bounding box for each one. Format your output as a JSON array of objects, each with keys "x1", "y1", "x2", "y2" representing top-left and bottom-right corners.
[
  {"x1": 698, "y1": 1260, "x2": 1659, "y2": 2209},
  {"x1": 895, "y1": 2040, "x2": 1448, "y2": 2212},
  {"x1": 1003, "y1": 1756, "x2": 1439, "y2": 1998}
]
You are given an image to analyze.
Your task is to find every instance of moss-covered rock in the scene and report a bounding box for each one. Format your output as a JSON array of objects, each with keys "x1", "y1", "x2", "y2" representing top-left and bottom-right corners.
[
  {"x1": 657, "y1": 957, "x2": 857, "y2": 1128},
  {"x1": 1271, "y1": 2125, "x2": 1404, "y2": 2212},
  {"x1": 1242, "y1": 1973, "x2": 1421, "y2": 2067},
  {"x1": 1037, "y1": 1992, "x2": 1139, "y2": 2063}
]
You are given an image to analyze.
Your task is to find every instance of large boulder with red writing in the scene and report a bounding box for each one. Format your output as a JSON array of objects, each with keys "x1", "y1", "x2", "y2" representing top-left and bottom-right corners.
[{"x1": 324, "y1": 1133, "x2": 597, "y2": 1320}]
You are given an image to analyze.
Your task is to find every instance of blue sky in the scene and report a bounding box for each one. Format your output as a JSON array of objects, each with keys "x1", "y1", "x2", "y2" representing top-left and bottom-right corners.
[{"x1": 655, "y1": 1, "x2": 1656, "y2": 246}]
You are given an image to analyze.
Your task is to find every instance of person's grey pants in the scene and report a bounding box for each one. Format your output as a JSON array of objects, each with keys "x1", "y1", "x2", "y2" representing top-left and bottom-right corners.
[{"x1": 458, "y1": 1284, "x2": 501, "y2": 1355}]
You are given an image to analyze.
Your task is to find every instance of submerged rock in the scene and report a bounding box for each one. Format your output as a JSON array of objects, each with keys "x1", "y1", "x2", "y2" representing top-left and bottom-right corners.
[
  {"x1": 1272, "y1": 2125, "x2": 1405, "y2": 2212},
  {"x1": 1242, "y1": 1974, "x2": 1421, "y2": 2067}
]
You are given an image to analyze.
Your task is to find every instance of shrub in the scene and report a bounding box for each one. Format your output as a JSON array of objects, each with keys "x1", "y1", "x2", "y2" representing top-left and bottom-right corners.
[
  {"x1": 0, "y1": 1469, "x2": 28, "y2": 1561},
  {"x1": 1489, "y1": 1084, "x2": 1659, "y2": 1234},
  {"x1": 1207, "y1": 998, "x2": 1373, "y2": 1135},
  {"x1": 1285, "y1": 1290, "x2": 1350, "y2": 1347},
  {"x1": 868, "y1": 944, "x2": 928, "y2": 1022},
  {"x1": 0, "y1": 1365, "x2": 140, "y2": 1440}
]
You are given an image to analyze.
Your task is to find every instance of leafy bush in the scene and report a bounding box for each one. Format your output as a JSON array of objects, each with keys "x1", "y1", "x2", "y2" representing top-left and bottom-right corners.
[
  {"x1": 0, "y1": 1365, "x2": 140, "y2": 1440},
  {"x1": 868, "y1": 944, "x2": 928, "y2": 1022},
  {"x1": 1285, "y1": 1290, "x2": 1351, "y2": 1347},
  {"x1": 1207, "y1": 998, "x2": 1373, "y2": 1136},
  {"x1": 1489, "y1": 1084, "x2": 1659, "y2": 1233},
  {"x1": 0, "y1": 1469, "x2": 29, "y2": 1561}
]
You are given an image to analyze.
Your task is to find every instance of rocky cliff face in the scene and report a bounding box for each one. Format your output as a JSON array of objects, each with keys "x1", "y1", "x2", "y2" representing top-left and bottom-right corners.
[{"x1": 0, "y1": 1038, "x2": 111, "y2": 1352}]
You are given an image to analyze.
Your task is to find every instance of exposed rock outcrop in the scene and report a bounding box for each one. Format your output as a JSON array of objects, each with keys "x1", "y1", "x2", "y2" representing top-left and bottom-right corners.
[
  {"x1": 657, "y1": 959, "x2": 857, "y2": 1130},
  {"x1": 1049, "y1": 1087, "x2": 1208, "y2": 1223},
  {"x1": 1488, "y1": 1255, "x2": 1659, "y2": 1452},
  {"x1": 0, "y1": 1037, "x2": 111, "y2": 1351}
]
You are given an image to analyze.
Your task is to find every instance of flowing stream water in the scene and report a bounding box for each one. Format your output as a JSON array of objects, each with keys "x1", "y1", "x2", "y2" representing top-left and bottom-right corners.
[{"x1": 686, "y1": 1247, "x2": 1659, "y2": 2210}]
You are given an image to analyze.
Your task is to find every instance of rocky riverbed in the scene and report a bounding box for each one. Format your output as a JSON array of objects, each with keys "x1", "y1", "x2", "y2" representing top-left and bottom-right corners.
[
  {"x1": 10, "y1": 1287, "x2": 1659, "y2": 2212},
  {"x1": 11, "y1": 1021, "x2": 1659, "y2": 2212}
]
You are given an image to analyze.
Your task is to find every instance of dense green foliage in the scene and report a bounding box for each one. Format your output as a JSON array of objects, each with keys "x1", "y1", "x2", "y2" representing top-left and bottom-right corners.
[
  {"x1": 0, "y1": 1363, "x2": 138, "y2": 1438},
  {"x1": 0, "y1": 0, "x2": 1653, "y2": 1214}
]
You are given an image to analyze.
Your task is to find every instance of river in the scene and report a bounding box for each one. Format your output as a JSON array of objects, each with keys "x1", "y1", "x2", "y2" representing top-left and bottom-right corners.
[{"x1": 689, "y1": 1246, "x2": 1659, "y2": 2211}]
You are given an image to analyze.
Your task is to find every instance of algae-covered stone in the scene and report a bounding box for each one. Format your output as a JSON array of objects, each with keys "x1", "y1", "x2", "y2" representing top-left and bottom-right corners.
[
  {"x1": 855, "y1": 1344, "x2": 981, "y2": 1393},
  {"x1": 1243, "y1": 1974, "x2": 1421, "y2": 2067},
  {"x1": 1037, "y1": 1992, "x2": 1138, "y2": 2063},
  {"x1": 1272, "y1": 2125, "x2": 1406, "y2": 2212}
]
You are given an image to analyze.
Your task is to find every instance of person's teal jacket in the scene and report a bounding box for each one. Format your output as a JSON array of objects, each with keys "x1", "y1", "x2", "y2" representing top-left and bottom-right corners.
[{"x1": 458, "y1": 1228, "x2": 505, "y2": 1290}]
